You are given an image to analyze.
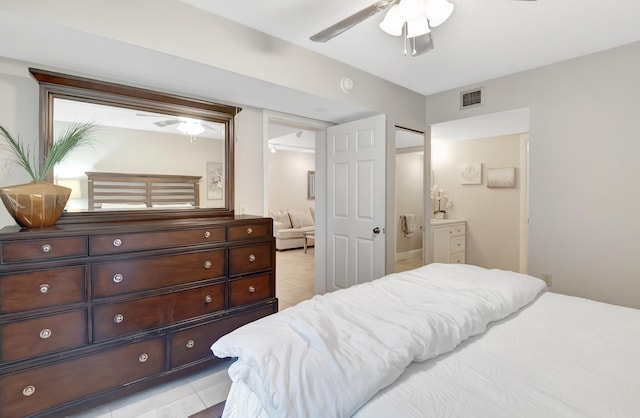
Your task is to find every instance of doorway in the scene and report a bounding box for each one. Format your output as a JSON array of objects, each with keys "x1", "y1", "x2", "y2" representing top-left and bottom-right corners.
[
  {"x1": 394, "y1": 127, "x2": 426, "y2": 272},
  {"x1": 263, "y1": 111, "x2": 331, "y2": 308}
]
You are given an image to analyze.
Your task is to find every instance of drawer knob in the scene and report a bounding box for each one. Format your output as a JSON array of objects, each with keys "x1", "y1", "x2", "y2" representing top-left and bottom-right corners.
[
  {"x1": 248, "y1": 286, "x2": 256, "y2": 294},
  {"x1": 246, "y1": 227, "x2": 253, "y2": 235},
  {"x1": 113, "y1": 238, "x2": 122, "y2": 247},
  {"x1": 39, "y1": 284, "x2": 50, "y2": 294},
  {"x1": 39, "y1": 328, "x2": 52, "y2": 339},
  {"x1": 204, "y1": 295, "x2": 213, "y2": 303},
  {"x1": 186, "y1": 339, "x2": 195, "y2": 349},
  {"x1": 113, "y1": 273, "x2": 124, "y2": 283},
  {"x1": 204, "y1": 231, "x2": 211, "y2": 239},
  {"x1": 113, "y1": 314, "x2": 124, "y2": 324},
  {"x1": 204, "y1": 260, "x2": 212, "y2": 269},
  {"x1": 22, "y1": 385, "x2": 36, "y2": 397},
  {"x1": 41, "y1": 244, "x2": 52, "y2": 253},
  {"x1": 138, "y1": 353, "x2": 149, "y2": 363},
  {"x1": 248, "y1": 254, "x2": 256, "y2": 262}
]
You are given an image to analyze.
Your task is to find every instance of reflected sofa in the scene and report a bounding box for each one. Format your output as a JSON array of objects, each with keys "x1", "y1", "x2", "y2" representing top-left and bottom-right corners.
[{"x1": 270, "y1": 207, "x2": 315, "y2": 251}]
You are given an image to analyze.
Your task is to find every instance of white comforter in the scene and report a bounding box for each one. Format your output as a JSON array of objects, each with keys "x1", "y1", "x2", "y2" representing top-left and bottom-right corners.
[{"x1": 211, "y1": 264, "x2": 546, "y2": 418}]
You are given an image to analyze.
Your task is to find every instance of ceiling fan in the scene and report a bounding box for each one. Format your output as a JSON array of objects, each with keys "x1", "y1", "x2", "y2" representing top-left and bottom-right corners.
[
  {"x1": 136, "y1": 113, "x2": 219, "y2": 135},
  {"x1": 310, "y1": 0, "x2": 537, "y2": 57}
]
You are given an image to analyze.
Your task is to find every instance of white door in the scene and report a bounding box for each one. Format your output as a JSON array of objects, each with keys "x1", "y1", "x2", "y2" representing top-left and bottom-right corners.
[{"x1": 326, "y1": 114, "x2": 386, "y2": 292}]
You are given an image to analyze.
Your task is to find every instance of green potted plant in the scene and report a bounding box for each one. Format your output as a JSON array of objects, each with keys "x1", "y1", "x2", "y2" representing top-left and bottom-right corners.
[{"x1": 0, "y1": 122, "x2": 98, "y2": 228}]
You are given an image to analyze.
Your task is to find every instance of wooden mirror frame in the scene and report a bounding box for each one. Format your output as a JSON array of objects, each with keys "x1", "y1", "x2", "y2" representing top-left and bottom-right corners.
[{"x1": 30, "y1": 68, "x2": 240, "y2": 224}]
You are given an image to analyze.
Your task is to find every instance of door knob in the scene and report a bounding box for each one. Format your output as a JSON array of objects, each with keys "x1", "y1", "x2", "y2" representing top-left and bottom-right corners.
[{"x1": 373, "y1": 227, "x2": 381, "y2": 234}]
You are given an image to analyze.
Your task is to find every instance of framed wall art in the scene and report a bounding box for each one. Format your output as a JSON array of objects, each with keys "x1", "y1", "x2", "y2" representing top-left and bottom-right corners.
[
  {"x1": 307, "y1": 171, "x2": 315, "y2": 200},
  {"x1": 459, "y1": 162, "x2": 482, "y2": 184},
  {"x1": 206, "y1": 161, "x2": 224, "y2": 200},
  {"x1": 487, "y1": 167, "x2": 516, "y2": 188}
]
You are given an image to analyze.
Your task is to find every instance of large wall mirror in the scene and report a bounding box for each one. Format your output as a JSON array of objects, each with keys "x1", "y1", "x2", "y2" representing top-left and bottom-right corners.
[{"x1": 31, "y1": 68, "x2": 239, "y2": 223}]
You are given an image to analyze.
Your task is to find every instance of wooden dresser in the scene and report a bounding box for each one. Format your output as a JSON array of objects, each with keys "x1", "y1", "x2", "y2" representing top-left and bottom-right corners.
[{"x1": 0, "y1": 215, "x2": 276, "y2": 418}]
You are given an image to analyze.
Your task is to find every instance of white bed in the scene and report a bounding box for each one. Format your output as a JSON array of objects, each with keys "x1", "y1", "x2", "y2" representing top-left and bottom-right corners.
[{"x1": 211, "y1": 264, "x2": 640, "y2": 418}]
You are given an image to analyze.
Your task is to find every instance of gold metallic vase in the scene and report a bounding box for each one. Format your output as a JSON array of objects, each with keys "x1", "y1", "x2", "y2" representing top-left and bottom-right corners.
[{"x1": 0, "y1": 182, "x2": 71, "y2": 228}]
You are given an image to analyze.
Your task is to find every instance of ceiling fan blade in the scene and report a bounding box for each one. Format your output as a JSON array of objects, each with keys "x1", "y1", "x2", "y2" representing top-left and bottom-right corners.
[
  {"x1": 310, "y1": 0, "x2": 397, "y2": 43},
  {"x1": 153, "y1": 119, "x2": 181, "y2": 128},
  {"x1": 410, "y1": 32, "x2": 434, "y2": 57}
]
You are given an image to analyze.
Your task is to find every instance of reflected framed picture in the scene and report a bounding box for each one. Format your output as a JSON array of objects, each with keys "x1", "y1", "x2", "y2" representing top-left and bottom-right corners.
[
  {"x1": 207, "y1": 162, "x2": 224, "y2": 200},
  {"x1": 459, "y1": 162, "x2": 482, "y2": 184},
  {"x1": 307, "y1": 171, "x2": 315, "y2": 200},
  {"x1": 487, "y1": 167, "x2": 516, "y2": 188}
]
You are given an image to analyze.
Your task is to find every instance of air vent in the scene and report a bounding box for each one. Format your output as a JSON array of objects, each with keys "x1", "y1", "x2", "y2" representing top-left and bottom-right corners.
[{"x1": 461, "y1": 88, "x2": 483, "y2": 109}]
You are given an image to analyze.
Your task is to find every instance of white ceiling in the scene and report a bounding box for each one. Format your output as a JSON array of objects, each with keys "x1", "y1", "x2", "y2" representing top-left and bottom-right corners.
[
  {"x1": 55, "y1": 99, "x2": 225, "y2": 140},
  {"x1": 181, "y1": 0, "x2": 640, "y2": 96},
  {"x1": 2, "y1": 1, "x2": 639, "y2": 142}
]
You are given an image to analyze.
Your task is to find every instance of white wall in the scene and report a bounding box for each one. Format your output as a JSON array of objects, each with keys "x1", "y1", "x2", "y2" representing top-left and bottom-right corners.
[
  {"x1": 268, "y1": 150, "x2": 315, "y2": 212},
  {"x1": 432, "y1": 135, "x2": 521, "y2": 272},
  {"x1": 426, "y1": 41, "x2": 640, "y2": 308},
  {"x1": 395, "y1": 151, "x2": 424, "y2": 258},
  {"x1": 233, "y1": 107, "x2": 266, "y2": 217},
  {"x1": 0, "y1": 59, "x2": 39, "y2": 227}
]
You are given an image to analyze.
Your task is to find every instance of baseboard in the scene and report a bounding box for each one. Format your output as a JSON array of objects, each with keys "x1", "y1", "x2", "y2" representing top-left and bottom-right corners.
[{"x1": 395, "y1": 249, "x2": 423, "y2": 261}]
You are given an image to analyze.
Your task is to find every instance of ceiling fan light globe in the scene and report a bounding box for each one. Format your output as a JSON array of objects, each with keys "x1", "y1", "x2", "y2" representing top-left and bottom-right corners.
[
  {"x1": 177, "y1": 121, "x2": 205, "y2": 136},
  {"x1": 399, "y1": 0, "x2": 426, "y2": 20},
  {"x1": 379, "y1": 5, "x2": 404, "y2": 36},
  {"x1": 406, "y1": 18, "x2": 431, "y2": 38},
  {"x1": 424, "y1": 0, "x2": 454, "y2": 27}
]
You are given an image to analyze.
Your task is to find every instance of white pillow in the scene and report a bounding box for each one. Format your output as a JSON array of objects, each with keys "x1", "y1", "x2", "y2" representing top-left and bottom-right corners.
[
  {"x1": 271, "y1": 210, "x2": 293, "y2": 229},
  {"x1": 101, "y1": 203, "x2": 148, "y2": 209},
  {"x1": 289, "y1": 208, "x2": 314, "y2": 229},
  {"x1": 152, "y1": 203, "x2": 193, "y2": 208}
]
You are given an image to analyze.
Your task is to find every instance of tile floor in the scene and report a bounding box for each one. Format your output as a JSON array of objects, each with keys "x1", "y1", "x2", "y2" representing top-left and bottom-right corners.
[
  {"x1": 395, "y1": 255, "x2": 424, "y2": 273},
  {"x1": 70, "y1": 248, "x2": 315, "y2": 418}
]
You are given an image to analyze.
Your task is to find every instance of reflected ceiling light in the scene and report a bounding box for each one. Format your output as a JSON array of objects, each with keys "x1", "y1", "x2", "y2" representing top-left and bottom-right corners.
[
  {"x1": 379, "y1": 0, "x2": 454, "y2": 47},
  {"x1": 176, "y1": 120, "x2": 205, "y2": 136}
]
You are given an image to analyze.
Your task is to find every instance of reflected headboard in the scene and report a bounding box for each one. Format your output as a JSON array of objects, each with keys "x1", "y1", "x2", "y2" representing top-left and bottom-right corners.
[{"x1": 85, "y1": 172, "x2": 201, "y2": 210}]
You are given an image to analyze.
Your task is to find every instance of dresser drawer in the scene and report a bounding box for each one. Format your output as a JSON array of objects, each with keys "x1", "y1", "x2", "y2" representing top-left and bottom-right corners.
[
  {"x1": 93, "y1": 284, "x2": 225, "y2": 341},
  {"x1": 92, "y1": 249, "x2": 225, "y2": 298},
  {"x1": 89, "y1": 226, "x2": 226, "y2": 255},
  {"x1": 229, "y1": 273, "x2": 273, "y2": 308},
  {"x1": 450, "y1": 236, "x2": 465, "y2": 253},
  {"x1": 170, "y1": 303, "x2": 277, "y2": 369},
  {"x1": 229, "y1": 243, "x2": 273, "y2": 276},
  {"x1": 228, "y1": 222, "x2": 271, "y2": 241},
  {"x1": 451, "y1": 252, "x2": 466, "y2": 264},
  {"x1": 0, "y1": 309, "x2": 87, "y2": 364},
  {"x1": 0, "y1": 266, "x2": 85, "y2": 314},
  {"x1": 0, "y1": 337, "x2": 163, "y2": 418},
  {"x1": 1, "y1": 237, "x2": 87, "y2": 263},
  {"x1": 446, "y1": 224, "x2": 465, "y2": 237}
]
